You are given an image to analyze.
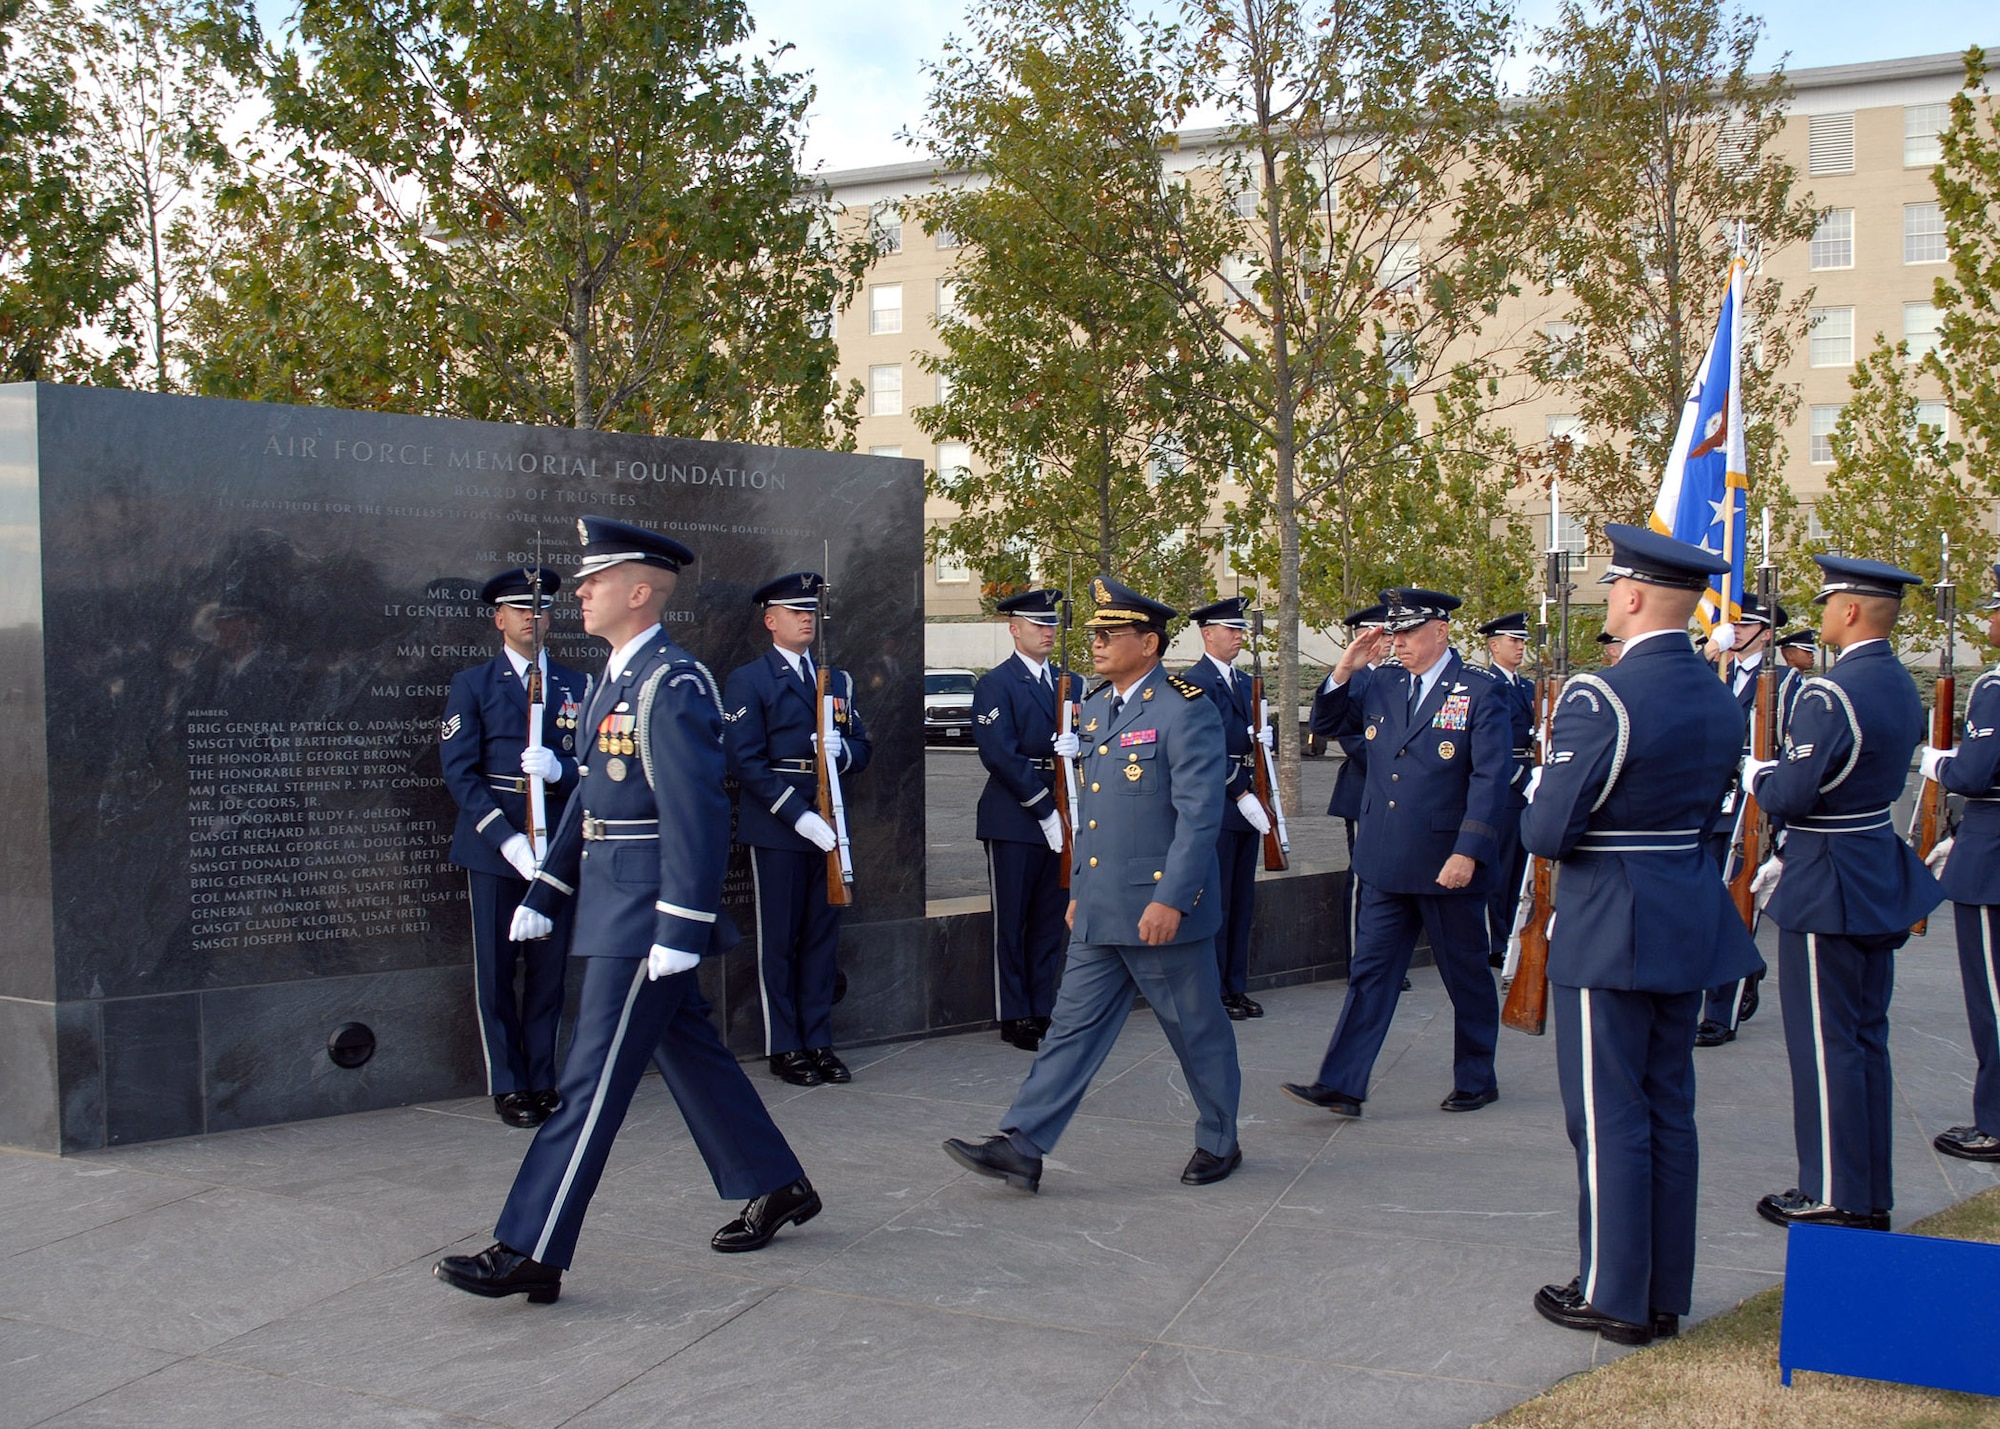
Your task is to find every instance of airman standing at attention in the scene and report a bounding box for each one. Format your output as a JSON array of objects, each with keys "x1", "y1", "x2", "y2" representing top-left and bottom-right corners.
[{"x1": 1477, "y1": 611, "x2": 1537, "y2": 969}]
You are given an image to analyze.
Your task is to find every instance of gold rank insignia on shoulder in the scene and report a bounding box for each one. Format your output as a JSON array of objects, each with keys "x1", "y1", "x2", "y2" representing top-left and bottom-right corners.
[{"x1": 1165, "y1": 674, "x2": 1202, "y2": 700}]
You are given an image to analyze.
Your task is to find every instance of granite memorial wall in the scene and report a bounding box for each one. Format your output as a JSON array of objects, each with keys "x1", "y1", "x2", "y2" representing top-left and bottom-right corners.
[{"x1": 0, "y1": 383, "x2": 925, "y2": 1151}]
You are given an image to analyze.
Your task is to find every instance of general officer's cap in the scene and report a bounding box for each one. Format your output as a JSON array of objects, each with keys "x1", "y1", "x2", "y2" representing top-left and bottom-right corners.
[
  {"x1": 1478, "y1": 611, "x2": 1529, "y2": 639},
  {"x1": 1975, "y1": 564, "x2": 2000, "y2": 613},
  {"x1": 479, "y1": 565, "x2": 563, "y2": 610},
  {"x1": 1189, "y1": 595, "x2": 1251, "y2": 629},
  {"x1": 573, "y1": 517, "x2": 694, "y2": 579},
  {"x1": 1810, "y1": 553, "x2": 1924, "y2": 603},
  {"x1": 1083, "y1": 575, "x2": 1176, "y2": 630},
  {"x1": 753, "y1": 572, "x2": 825, "y2": 610},
  {"x1": 1597, "y1": 522, "x2": 1730, "y2": 591},
  {"x1": 1342, "y1": 603, "x2": 1387, "y2": 629},
  {"x1": 1737, "y1": 591, "x2": 1787, "y2": 628},
  {"x1": 1776, "y1": 628, "x2": 1817, "y2": 652},
  {"x1": 1379, "y1": 588, "x2": 1460, "y2": 634},
  {"x1": 996, "y1": 588, "x2": 1063, "y2": 626}
]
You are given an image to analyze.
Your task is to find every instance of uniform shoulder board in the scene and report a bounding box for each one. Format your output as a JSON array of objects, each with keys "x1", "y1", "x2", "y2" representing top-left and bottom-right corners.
[
  {"x1": 1167, "y1": 673, "x2": 1204, "y2": 701},
  {"x1": 1086, "y1": 679, "x2": 1114, "y2": 699}
]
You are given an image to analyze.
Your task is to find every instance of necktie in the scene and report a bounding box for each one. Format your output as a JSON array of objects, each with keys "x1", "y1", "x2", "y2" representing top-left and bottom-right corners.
[
  {"x1": 1042, "y1": 667, "x2": 1053, "y2": 694},
  {"x1": 800, "y1": 656, "x2": 815, "y2": 687},
  {"x1": 1408, "y1": 676, "x2": 1422, "y2": 719},
  {"x1": 1110, "y1": 694, "x2": 1124, "y2": 720}
]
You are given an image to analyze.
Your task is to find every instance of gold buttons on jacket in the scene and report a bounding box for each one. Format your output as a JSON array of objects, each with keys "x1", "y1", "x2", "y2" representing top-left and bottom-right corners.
[
  {"x1": 1098, "y1": 744, "x2": 1108, "y2": 755},
  {"x1": 1388, "y1": 800, "x2": 1397, "y2": 809},
  {"x1": 1088, "y1": 820, "x2": 1097, "y2": 829},
  {"x1": 1153, "y1": 871, "x2": 1163, "y2": 881},
  {"x1": 1091, "y1": 782, "x2": 1100, "y2": 792},
  {"x1": 1089, "y1": 857, "x2": 1099, "y2": 867}
]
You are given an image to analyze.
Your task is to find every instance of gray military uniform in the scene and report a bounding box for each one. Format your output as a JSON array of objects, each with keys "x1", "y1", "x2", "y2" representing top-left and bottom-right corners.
[{"x1": 1000, "y1": 663, "x2": 1243, "y2": 1159}]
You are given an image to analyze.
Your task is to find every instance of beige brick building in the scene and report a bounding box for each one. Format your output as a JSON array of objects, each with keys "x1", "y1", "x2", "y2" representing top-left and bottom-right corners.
[{"x1": 819, "y1": 48, "x2": 1977, "y2": 621}]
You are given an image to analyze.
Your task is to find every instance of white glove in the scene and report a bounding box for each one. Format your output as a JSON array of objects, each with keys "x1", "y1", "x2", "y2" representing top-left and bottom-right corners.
[
  {"x1": 1235, "y1": 791, "x2": 1273, "y2": 835},
  {"x1": 1740, "y1": 755, "x2": 1778, "y2": 794},
  {"x1": 1751, "y1": 855, "x2": 1783, "y2": 912},
  {"x1": 1712, "y1": 622, "x2": 1738, "y2": 652},
  {"x1": 1920, "y1": 746, "x2": 1957, "y2": 783},
  {"x1": 520, "y1": 745, "x2": 560, "y2": 782},
  {"x1": 1038, "y1": 811, "x2": 1065, "y2": 851},
  {"x1": 1253, "y1": 723, "x2": 1275, "y2": 750},
  {"x1": 509, "y1": 905, "x2": 553, "y2": 941},
  {"x1": 1925, "y1": 836, "x2": 1954, "y2": 875},
  {"x1": 648, "y1": 944, "x2": 700, "y2": 980},
  {"x1": 1053, "y1": 731, "x2": 1081, "y2": 759},
  {"x1": 499, "y1": 832, "x2": 537, "y2": 880},
  {"x1": 1522, "y1": 766, "x2": 1544, "y2": 805},
  {"x1": 812, "y1": 728, "x2": 844, "y2": 761},
  {"x1": 793, "y1": 809, "x2": 839, "y2": 852}
]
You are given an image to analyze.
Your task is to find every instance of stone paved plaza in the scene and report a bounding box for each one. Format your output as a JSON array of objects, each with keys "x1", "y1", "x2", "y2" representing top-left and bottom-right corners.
[{"x1": 5, "y1": 920, "x2": 1996, "y2": 1427}]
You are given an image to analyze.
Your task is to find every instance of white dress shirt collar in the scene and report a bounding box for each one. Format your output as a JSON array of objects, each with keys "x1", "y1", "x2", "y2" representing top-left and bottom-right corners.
[{"x1": 606, "y1": 624, "x2": 662, "y2": 683}]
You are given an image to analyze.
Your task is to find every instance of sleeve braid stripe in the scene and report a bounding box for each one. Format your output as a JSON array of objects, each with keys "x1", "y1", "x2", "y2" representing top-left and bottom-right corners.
[
  {"x1": 1566, "y1": 673, "x2": 1631, "y2": 813},
  {"x1": 1805, "y1": 676, "x2": 1864, "y2": 793}
]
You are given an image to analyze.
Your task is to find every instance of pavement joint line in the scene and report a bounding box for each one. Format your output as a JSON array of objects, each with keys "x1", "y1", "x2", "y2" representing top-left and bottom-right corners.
[{"x1": 3, "y1": 1183, "x2": 215, "y2": 1264}]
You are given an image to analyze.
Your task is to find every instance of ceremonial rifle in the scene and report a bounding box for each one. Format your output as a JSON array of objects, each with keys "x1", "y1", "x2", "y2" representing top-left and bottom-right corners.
[
  {"x1": 1053, "y1": 594, "x2": 1077, "y2": 889},
  {"x1": 1724, "y1": 551, "x2": 1779, "y2": 931},
  {"x1": 815, "y1": 554, "x2": 854, "y2": 906},
  {"x1": 1502, "y1": 544, "x2": 1569, "y2": 1036},
  {"x1": 523, "y1": 536, "x2": 549, "y2": 862},
  {"x1": 1250, "y1": 607, "x2": 1290, "y2": 871},
  {"x1": 1911, "y1": 534, "x2": 1955, "y2": 935}
]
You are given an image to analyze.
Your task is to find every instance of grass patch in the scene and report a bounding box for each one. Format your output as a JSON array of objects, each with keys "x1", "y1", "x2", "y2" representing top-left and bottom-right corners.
[{"x1": 1478, "y1": 1186, "x2": 2000, "y2": 1429}]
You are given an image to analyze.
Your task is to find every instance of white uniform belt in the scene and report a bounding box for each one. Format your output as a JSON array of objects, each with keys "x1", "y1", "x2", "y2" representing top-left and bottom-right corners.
[
  {"x1": 1573, "y1": 827, "x2": 1702, "y2": 853},
  {"x1": 1790, "y1": 807, "x2": 1894, "y2": 833},
  {"x1": 581, "y1": 816, "x2": 658, "y2": 841},
  {"x1": 773, "y1": 757, "x2": 817, "y2": 775}
]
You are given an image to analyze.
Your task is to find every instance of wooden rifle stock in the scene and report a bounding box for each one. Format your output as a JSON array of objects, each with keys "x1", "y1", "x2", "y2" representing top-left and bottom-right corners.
[
  {"x1": 1725, "y1": 659, "x2": 1778, "y2": 931},
  {"x1": 816, "y1": 665, "x2": 852, "y2": 907},
  {"x1": 1912, "y1": 672, "x2": 1954, "y2": 935},
  {"x1": 1250, "y1": 672, "x2": 1288, "y2": 871},
  {"x1": 1053, "y1": 668, "x2": 1074, "y2": 890},
  {"x1": 1501, "y1": 671, "x2": 1556, "y2": 1035}
]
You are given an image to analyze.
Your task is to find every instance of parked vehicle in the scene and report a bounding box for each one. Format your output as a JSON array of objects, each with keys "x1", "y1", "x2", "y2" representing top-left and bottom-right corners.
[{"x1": 924, "y1": 668, "x2": 977, "y2": 744}]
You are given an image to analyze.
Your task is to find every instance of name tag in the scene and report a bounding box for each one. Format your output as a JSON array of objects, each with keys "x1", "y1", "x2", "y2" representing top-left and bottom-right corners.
[
  {"x1": 1119, "y1": 728, "x2": 1158, "y2": 746},
  {"x1": 1433, "y1": 694, "x2": 1471, "y2": 731}
]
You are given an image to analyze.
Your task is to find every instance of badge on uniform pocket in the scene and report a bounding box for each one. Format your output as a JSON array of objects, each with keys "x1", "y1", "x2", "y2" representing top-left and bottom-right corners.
[
  {"x1": 605, "y1": 756, "x2": 628, "y2": 781},
  {"x1": 1364, "y1": 725, "x2": 1377, "y2": 741},
  {"x1": 1437, "y1": 741, "x2": 1455, "y2": 760}
]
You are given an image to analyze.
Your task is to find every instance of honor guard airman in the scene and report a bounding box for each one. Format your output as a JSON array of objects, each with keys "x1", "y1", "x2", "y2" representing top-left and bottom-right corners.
[
  {"x1": 944, "y1": 577, "x2": 1244, "y2": 1190},
  {"x1": 974, "y1": 588, "x2": 1076, "y2": 1051},
  {"x1": 1521, "y1": 525, "x2": 1763, "y2": 1346},
  {"x1": 1181, "y1": 596, "x2": 1272, "y2": 1020},
  {"x1": 724, "y1": 572, "x2": 874, "y2": 1087},
  {"x1": 438, "y1": 566, "x2": 589, "y2": 1128},
  {"x1": 1315, "y1": 604, "x2": 1387, "y2": 974},
  {"x1": 1775, "y1": 629, "x2": 1817, "y2": 736},
  {"x1": 1282, "y1": 588, "x2": 1511, "y2": 1119},
  {"x1": 1916, "y1": 565, "x2": 2000, "y2": 1164},
  {"x1": 435, "y1": 518, "x2": 819, "y2": 1306},
  {"x1": 1741, "y1": 554, "x2": 1944, "y2": 1229},
  {"x1": 1478, "y1": 611, "x2": 1537, "y2": 970}
]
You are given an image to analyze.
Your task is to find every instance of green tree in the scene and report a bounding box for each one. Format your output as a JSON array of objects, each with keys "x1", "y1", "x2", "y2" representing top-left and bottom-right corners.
[
  {"x1": 1506, "y1": 0, "x2": 1821, "y2": 535},
  {"x1": 1930, "y1": 48, "x2": 2000, "y2": 498},
  {"x1": 0, "y1": 0, "x2": 134, "y2": 381},
  {"x1": 913, "y1": 0, "x2": 1239, "y2": 618},
  {"x1": 1805, "y1": 336, "x2": 1993, "y2": 654},
  {"x1": 199, "y1": 0, "x2": 866, "y2": 439}
]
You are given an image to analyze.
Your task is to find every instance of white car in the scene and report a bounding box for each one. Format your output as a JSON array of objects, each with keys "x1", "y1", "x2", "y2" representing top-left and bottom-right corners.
[{"x1": 924, "y1": 668, "x2": 977, "y2": 744}]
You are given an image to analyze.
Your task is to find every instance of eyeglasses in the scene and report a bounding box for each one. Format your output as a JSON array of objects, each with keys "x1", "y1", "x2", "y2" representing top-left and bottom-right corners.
[{"x1": 1088, "y1": 628, "x2": 1139, "y2": 644}]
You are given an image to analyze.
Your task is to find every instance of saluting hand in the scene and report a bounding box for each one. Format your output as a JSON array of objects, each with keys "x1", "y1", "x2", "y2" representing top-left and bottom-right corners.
[
  {"x1": 1334, "y1": 626, "x2": 1388, "y2": 682},
  {"x1": 1435, "y1": 853, "x2": 1476, "y2": 890}
]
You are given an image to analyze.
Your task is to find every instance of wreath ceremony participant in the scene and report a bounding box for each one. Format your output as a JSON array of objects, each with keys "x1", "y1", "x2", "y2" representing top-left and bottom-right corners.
[{"x1": 1477, "y1": 610, "x2": 1537, "y2": 969}]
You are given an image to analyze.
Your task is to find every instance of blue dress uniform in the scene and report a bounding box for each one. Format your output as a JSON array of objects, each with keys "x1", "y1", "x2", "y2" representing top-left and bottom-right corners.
[
  {"x1": 439, "y1": 521, "x2": 814, "y2": 1301},
  {"x1": 1477, "y1": 612, "x2": 1537, "y2": 967},
  {"x1": 1286, "y1": 589, "x2": 1511, "y2": 1114},
  {"x1": 1775, "y1": 630, "x2": 1816, "y2": 740},
  {"x1": 438, "y1": 567, "x2": 589, "y2": 1125},
  {"x1": 1925, "y1": 569, "x2": 2000, "y2": 1163},
  {"x1": 1181, "y1": 596, "x2": 1266, "y2": 1019},
  {"x1": 973, "y1": 589, "x2": 1076, "y2": 1049},
  {"x1": 724, "y1": 573, "x2": 873, "y2": 1084},
  {"x1": 943, "y1": 578, "x2": 1243, "y2": 1191},
  {"x1": 1745, "y1": 555, "x2": 1944, "y2": 1228},
  {"x1": 1521, "y1": 526, "x2": 1762, "y2": 1344}
]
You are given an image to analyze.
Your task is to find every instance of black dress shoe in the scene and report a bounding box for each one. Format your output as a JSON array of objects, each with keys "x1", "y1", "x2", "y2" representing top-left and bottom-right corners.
[
  {"x1": 712, "y1": 1177, "x2": 823, "y2": 1253},
  {"x1": 808, "y1": 1047, "x2": 852, "y2": 1084},
  {"x1": 1533, "y1": 1278, "x2": 1652, "y2": 1345},
  {"x1": 1031, "y1": 1016, "x2": 1052, "y2": 1035},
  {"x1": 1440, "y1": 1087, "x2": 1499, "y2": 1113},
  {"x1": 942, "y1": 1134, "x2": 1042, "y2": 1192},
  {"x1": 1280, "y1": 1082, "x2": 1362, "y2": 1116},
  {"x1": 1181, "y1": 1145, "x2": 1243, "y2": 1185},
  {"x1": 1651, "y1": 1311, "x2": 1680, "y2": 1339},
  {"x1": 1935, "y1": 1125, "x2": 2000, "y2": 1161},
  {"x1": 531, "y1": 1089, "x2": 560, "y2": 1116},
  {"x1": 1400, "y1": 976, "x2": 1413, "y2": 991},
  {"x1": 1223, "y1": 994, "x2": 1251, "y2": 1022},
  {"x1": 435, "y1": 1243, "x2": 561, "y2": 1303},
  {"x1": 494, "y1": 1092, "x2": 548, "y2": 1128},
  {"x1": 1000, "y1": 1019, "x2": 1040, "y2": 1050},
  {"x1": 1738, "y1": 973, "x2": 1762, "y2": 1023},
  {"x1": 768, "y1": 1051, "x2": 823, "y2": 1087},
  {"x1": 1755, "y1": 1189, "x2": 1887, "y2": 1230},
  {"x1": 1236, "y1": 993, "x2": 1263, "y2": 1018},
  {"x1": 1488, "y1": 950, "x2": 1505, "y2": 969},
  {"x1": 1693, "y1": 1019, "x2": 1736, "y2": 1047}
]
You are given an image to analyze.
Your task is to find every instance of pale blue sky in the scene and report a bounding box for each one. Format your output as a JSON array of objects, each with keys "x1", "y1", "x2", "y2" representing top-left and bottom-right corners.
[{"x1": 750, "y1": 0, "x2": 1997, "y2": 174}]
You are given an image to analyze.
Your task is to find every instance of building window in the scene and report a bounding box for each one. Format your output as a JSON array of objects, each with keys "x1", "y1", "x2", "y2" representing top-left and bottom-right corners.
[
  {"x1": 1808, "y1": 209, "x2": 1853, "y2": 270},
  {"x1": 1551, "y1": 511, "x2": 1588, "y2": 557},
  {"x1": 1378, "y1": 240, "x2": 1421, "y2": 293},
  {"x1": 868, "y1": 364, "x2": 902, "y2": 416},
  {"x1": 1905, "y1": 103, "x2": 1950, "y2": 168},
  {"x1": 870, "y1": 202, "x2": 902, "y2": 255},
  {"x1": 867, "y1": 445, "x2": 903, "y2": 458},
  {"x1": 934, "y1": 369, "x2": 954, "y2": 406},
  {"x1": 1912, "y1": 400, "x2": 1949, "y2": 438},
  {"x1": 869, "y1": 283, "x2": 903, "y2": 335},
  {"x1": 935, "y1": 441, "x2": 971, "y2": 481},
  {"x1": 1809, "y1": 405, "x2": 1842, "y2": 465},
  {"x1": 1546, "y1": 414, "x2": 1586, "y2": 449},
  {"x1": 1806, "y1": 505, "x2": 1829, "y2": 541},
  {"x1": 1222, "y1": 252, "x2": 1256, "y2": 301},
  {"x1": 935, "y1": 278, "x2": 960, "y2": 321},
  {"x1": 1808, "y1": 113, "x2": 1855, "y2": 176},
  {"x1": 1808, "y1": 307, "x2": 1854, "y2": 367},
  {"x1": 932, "y1": 221, "x2": 961, "y2": 250},
  {"x1": 1904, "y1": 301, "x2": 1940, "y2": 360},
  {"x1": 934, "y1": 555, "x2": 972, "y2": 585},
  {"x1": 1383, "y1": 328, "x2": 1417, "y2": 386},
  {"x1": 1717, "y1": 114, "x2": 1755, "y2": 173},
  {"x1": 1905, "y1": 203, "x2": 1947, "y2": 264}
]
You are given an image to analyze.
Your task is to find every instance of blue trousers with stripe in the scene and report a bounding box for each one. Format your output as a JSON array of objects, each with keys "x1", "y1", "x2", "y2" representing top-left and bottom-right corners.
[
  {"x1": 750, "y1": 847, "x2": 842, "y2": 1055},
  {"x1": 1214, "y1": 827, "x2": 1259, "y2": 997},
  {"x1": 466, "y1": 869, "x2": 570, "y2": 1095},
  {"x1": 1552, "y1": 982, "x2": 1702, "y2": 1327},
  {"x1": 986, "y1": 838, "x2": 1067, "y2": 1021},
  {"x1": 1777, "y1": 927, "x2": 1900, "y2": 1213},
  {"x1": 494, "y1": 957, "x2": 804, "y2": 1269},
  {"x1": 1954, "y1": 903, "x2": 2000, "y2": 1136}
]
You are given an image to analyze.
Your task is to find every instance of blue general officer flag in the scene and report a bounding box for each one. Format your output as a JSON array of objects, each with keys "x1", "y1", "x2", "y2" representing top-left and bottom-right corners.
[{"x1": 1650, "y1": 258, "x2": 1748, "y2": 632}]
